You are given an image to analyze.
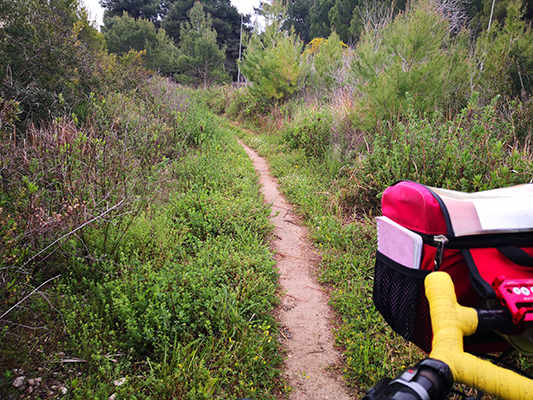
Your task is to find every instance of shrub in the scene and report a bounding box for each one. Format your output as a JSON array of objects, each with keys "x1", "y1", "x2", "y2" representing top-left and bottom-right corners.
[
  {"x1": 350, "y1": 0, "x2": 470, "y2": 127},
  {"x1": 473, "y1": 1, "x2": 533, "y2": 106},
  {"x1": 353, "y1": 94, "x2": 533, "y2": 212},
  {"x1": 239, "y1": 2, "x2": 305, "y2": 100},
  {"x1": 0, "y1": 0, "x2": 105, "y2": 130},
  {"x1": 303, "y1": 33, "x2": 350, "y2": 92},
  {"x1": 225, "y1": 87, "x2": 272, "y2": 124},
  {"x1": 283, "y1": 107, "x2": 333, "y2": 159}
]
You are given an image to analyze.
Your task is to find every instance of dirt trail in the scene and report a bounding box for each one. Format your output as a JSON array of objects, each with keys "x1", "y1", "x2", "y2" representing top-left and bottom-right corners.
[{"x1": 240, "y1": 141, "x2": 351, "y2": 400}]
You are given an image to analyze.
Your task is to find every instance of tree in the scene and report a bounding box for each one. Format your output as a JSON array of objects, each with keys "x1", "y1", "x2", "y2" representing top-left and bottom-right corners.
[
  {"x1": 328, "y1": 0, "x2": 359, "y2": 43},
  {"x1": 0, "y1": 0, "x2": 106, "y2": 127},
  {"x1": 100, "y1": 0, "x2": 162, "y2": 23},
  {"x1": 161, "y1": 0, "x2": 195, "y2": 41},
  {"x1": 240, "y1": 1, "x2": 305, "y2": 99},
  {"x1": 102, "y1": 12, "x2": 179, "y2": 75},
  {"x1": 351, "y1": 0, "x2": 466, "y2": 123},
  {"x1": 473, "y1": 0, "x2": 533, "y2": 100},
  {"x1": 175, "y1": 1, "x2": 229, "y2": 87},
  {"x1": 282, "y1": 0, "x2": 314, "y2": 43},
  {"x1": 162, "y1": 0, "x2": 250, "y2": 79},
  {"x1": 355, "y1": 0, "x2": 394, "y2": 34},
  {"x1": 309, "y1": 0, "x2": 335, "y2": 39}
]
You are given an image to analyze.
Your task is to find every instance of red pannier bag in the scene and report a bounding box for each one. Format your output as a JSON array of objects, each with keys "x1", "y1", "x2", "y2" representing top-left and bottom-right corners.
[{"x1": 373, "y1": 181, "x2": 533, "y2": 354}]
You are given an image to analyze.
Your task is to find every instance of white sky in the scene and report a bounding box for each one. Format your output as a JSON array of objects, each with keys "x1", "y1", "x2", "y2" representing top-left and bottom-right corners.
[{"x1": 82, "y1": 0, "x2": 262, "y2": 30}]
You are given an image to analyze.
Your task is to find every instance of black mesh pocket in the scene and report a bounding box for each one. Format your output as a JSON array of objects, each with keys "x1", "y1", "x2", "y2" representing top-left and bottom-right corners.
[{"x1": 373, "y1": 251, "x2": 433, "y2": 353}]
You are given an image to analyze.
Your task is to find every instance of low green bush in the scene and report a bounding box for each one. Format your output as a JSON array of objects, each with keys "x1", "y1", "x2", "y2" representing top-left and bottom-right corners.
[
  {"x1": 283, "y1": 108, "x2": 333, "y2": 159},
  {"x1": 55, "y1": 122, "x2": 281, "y2": 399},
  {"x1": 354, "y1": 94, "x2": 533, "y2": 213}
]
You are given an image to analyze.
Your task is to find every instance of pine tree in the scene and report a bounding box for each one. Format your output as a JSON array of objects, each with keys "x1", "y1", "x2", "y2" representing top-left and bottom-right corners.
[
  {"x1": 309, "y1": 0, "x2": 335, "y2": 39},
  {"x1": 175, "y1": 1, "x2": 229, "y2": 88},
  {"x1": 240, "y1": 1, "x2": 304, "y2": 99},
  {"x1": 283, "y1": 0, "x2": 314, "y2": 44},
  {"x1": 162, "y1": 0, "x2": 249, "y2": 80}
]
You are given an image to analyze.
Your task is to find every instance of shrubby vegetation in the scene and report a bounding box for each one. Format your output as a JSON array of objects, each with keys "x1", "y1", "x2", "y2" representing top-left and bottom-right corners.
[
  {"x1": 0, "y1": 77, "x2": 283, "y2": 399},
  {"x1": 0, "y1": 1, "x2": 281, "y2": 398},
  {"x1": 215, "y1": 0, "x2": 533, "y2": 395},
  {"x1": 102, "y1": 12, "x2": 180, "y2": 75},
  {"x1": 4, "y1": 0, "x2": 533, "y2": 396},
  {"x1": 0, "y1": 0, "x2": 106, "y2": 129}
]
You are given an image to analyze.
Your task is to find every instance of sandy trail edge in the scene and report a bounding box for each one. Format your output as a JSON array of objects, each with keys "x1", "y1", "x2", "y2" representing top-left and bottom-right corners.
[{"x1": 239, "y1": 141, "x2": 351, "y2": 400}]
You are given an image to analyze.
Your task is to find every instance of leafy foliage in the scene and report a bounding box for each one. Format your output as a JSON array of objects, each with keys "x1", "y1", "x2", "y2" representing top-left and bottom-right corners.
[
  {"x1": 350, "y1": 0, "x2": 468, "y2": 125},
  {"x1": 303, "y1": 33, "x2": 349, "y2": 91},
  {"x1": 309, "y1": 0, "x2": 335, "y2": 38},
  {"x1": 355, "y1": 94, "x2": 533, "y2": 211},
  {"x1": 1, "y1": 76, "x2": 284, "y2": 398},
  {"x1": 473, "y1": 1, "x2": 533, "y2": 102},
  {"x1": 284, "y1": 107, "x2": 334, "y2": 159},
  {"x1": 100, "y1": 0, "x2": 162, "y2": 22},
  {"x1": 102, "y1": 12, "x2": 180, "y2": 75},
  {"x1": 328, "y1": 0, "x2": 360, "y2": 43},
  {"x1": 0, "y1": 0, "x2": 105, "y2": 128},
  {"x1": 282, "y1": 0, "x2": 314, "y2": 43},
  {"x1": 161, "y1": 0, "x2": 249, "y2": 79}
]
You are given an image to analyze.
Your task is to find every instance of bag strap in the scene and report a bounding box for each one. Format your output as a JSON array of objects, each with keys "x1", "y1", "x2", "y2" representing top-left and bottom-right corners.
[
  {"x1": 462, "y1": 247, "x2": 533, "y2": 300},
  {"x1": 461, "y1": 249, "x2": 496, "y2": 299},
  {"x1": 498, "y1": 246, "x2": 533, "y2": 268}
]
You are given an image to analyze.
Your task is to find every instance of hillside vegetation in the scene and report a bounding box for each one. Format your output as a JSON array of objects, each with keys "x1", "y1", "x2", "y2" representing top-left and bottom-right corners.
[
  {"x1": 3, "y1": 0, "x2": 533, "y2": 398},
  {"x1": 1, "y1": 1, "x2": 283, "y2": 398},
  {"x1": 209, "y1": 0, "x2": 533, "y2": 396}
]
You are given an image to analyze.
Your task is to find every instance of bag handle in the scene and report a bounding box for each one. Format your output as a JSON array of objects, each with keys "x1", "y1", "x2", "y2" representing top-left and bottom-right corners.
[{"x1": 498, "y1": 246, "x2": 533, "y2": 268}]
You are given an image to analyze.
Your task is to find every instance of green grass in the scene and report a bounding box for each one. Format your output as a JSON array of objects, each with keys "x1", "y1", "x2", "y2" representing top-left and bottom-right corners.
[{"x1": 0, "y1": 92, "x2": 284, "y2": 399}]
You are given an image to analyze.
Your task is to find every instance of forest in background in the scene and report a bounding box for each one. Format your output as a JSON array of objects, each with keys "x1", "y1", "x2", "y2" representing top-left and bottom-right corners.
[{"x1": 3, "y1": 0, "x2": 533, "y2": 397}]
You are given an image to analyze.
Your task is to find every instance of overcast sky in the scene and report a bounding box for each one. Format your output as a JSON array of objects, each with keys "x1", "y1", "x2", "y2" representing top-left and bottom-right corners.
[{"x1": 83, "y1": 0, "x2": 262, "y2": 30}]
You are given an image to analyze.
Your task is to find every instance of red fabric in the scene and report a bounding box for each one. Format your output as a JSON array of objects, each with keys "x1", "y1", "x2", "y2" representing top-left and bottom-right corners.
[
  {"x1": 421, "y1": 245, "x2": 512, "y2": 353},
  {"x1": 421, "y1": 245, "x2": 479, "y2": 307},
  {"x1": 470, "y1": 247, "x2": 533, "y2": 285},
  {"x1": 382, "y1": 181, "x2": 448, "y2": 235},
  {"x1": 380, "y1": 181, "x2": 520, "y2": 353}
]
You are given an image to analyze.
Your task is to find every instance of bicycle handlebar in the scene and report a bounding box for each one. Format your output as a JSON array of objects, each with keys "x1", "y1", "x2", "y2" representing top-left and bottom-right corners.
[
  {"x1": 426, "y1": 272, "x2": 533, "y2": 400},
  {"x1": 364, "y1": 272, "x2": 533, "y2": 400},
  {"x1": 364, "y1": 358, "x2": 453, "y2": 400}
]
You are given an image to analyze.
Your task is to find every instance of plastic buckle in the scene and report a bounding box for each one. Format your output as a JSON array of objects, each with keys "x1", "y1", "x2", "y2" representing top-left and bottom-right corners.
[{"x1": 492, "y1": 276, "x2": 533, "y2": 324}]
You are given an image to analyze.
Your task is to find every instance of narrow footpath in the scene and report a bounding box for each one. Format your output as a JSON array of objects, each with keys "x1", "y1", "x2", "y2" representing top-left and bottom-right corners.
[{"x1": 240, "y1": 141, "x2": 351, "y2": 400}]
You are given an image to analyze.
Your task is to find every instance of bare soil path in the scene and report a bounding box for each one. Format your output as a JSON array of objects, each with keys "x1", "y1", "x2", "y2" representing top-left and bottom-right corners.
[{"x1": 239, "y1": 141, "x2": 351, "y2": 400}]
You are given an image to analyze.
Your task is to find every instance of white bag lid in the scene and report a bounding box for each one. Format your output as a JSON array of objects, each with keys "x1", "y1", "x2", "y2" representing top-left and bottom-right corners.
[{"x1": 431, "y1": 184, "x2": 533, "y2": 236}]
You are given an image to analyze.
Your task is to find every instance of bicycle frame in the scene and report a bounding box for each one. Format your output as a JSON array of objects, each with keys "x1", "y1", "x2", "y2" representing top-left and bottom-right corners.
[{"x1": 426, "y1": 272, "x2": 533, "y2": 400}]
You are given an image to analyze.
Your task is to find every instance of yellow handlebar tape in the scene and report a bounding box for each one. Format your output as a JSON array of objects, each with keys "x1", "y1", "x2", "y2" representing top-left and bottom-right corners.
[{"x1": 426, "y1": 272, "x2": 533, "y2": 400}]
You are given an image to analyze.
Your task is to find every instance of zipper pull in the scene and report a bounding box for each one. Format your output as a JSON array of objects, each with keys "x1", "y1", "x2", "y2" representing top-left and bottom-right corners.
[{"x1": 434, "y1": 235, "x2": 449, "y2": 271}]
